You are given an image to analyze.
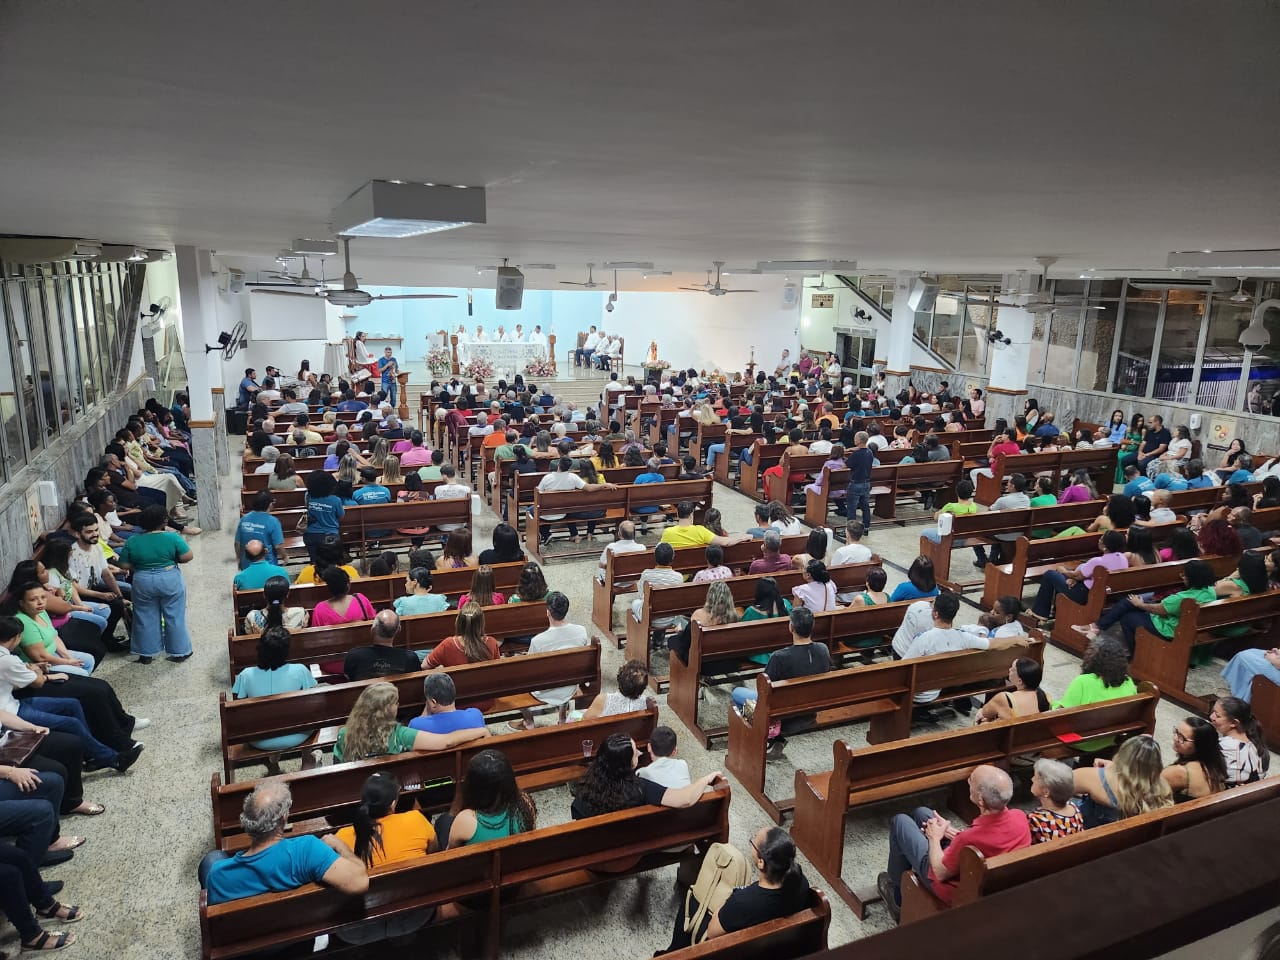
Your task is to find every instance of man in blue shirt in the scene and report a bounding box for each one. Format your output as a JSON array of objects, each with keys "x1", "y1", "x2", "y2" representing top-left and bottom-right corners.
[
  {"x1": 1032, "y1": 412, "x2": 1060, "y2": 438},
  {"x1": 409, "y1": 673, "x2": 488, "y2": 735},
  {"x1": 237, "y1": 368, "x2": 260, "y2": 408},
  {"x1": 377, "y1": 347, "x2": 399, "y2": 406},
  {"x1": 352, "y1": 468, "x2": 391, "y2": 505},
  {"x1": 201, "y1": 781, "x2": 367, "y2": 904},
  {"x1": 233, "y1": 492, "x2": 286, "y2": 567},
  {"x1": 233, "y1": 541, "x2": 290, "y2": 590},
  {"x1": 1121, "y1": 464, "x2": 1155, "y2": 497},
  {"x1": 336, "y1": 390, "x2": 368, "y2": 413}
]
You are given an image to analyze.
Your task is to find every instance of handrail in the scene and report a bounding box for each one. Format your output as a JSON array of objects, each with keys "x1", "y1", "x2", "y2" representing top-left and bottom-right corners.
[{"x1": 838, "y1": 276, "x2": 956, "y2": 371}]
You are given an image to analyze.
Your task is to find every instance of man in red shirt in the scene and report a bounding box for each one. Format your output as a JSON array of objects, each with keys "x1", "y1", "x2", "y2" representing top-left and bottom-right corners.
[
  {"x1": 877, "y1": 764, "x2": 1030, "y2": 922},
  {"x1": 747, "y1": 530, "x2": 793, "y2": 574},
  {"x1": 969, "y1": 430, "x2": 1022, "y2": 488}
]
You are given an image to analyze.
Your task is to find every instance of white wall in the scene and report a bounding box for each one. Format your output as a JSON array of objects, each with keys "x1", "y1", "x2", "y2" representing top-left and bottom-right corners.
[{"x1": 599, "y1": 276, "x2": 800, "y2": 373}]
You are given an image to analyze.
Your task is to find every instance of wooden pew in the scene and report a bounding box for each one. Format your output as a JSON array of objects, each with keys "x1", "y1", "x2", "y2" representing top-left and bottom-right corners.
[
  {"x1": 712, "y1": 432, "x2": 763, "y2": 488},
  {"x1": 973, "y1": 446, "x2": 1119, "y2": 505},
  {"x1": 726, "y1": 641, "x2": 1045, "y2": 822},
  {"x1": 219, "y1": 642, "x2": 602, "y2": 780},
  {"x1": 900, "y1": 777, "x2": 1280, "y2": 924},
  {"x1": 229, "y1": 561, "x2": 529, "y2": 625},
  {"x1": 525, "y1": 478, "x2": 715, "y2": 564},
  {"x1": 1047, "y1": 554, "x2": 1238, "y2": 655},
  {"x1": 872, "y1": 460, "x2": 964, "y2": 524},
  {"x1": 763, "y1": 452, "x2": 833, "y2": 506},
  {"x1": 199, "y1": 786, "x2": 731, "y2": 960},
  {"x1": 689, "y1": 421, "x2": 726, "y2": 465},
  {"x1": 919, "y1": 500, "x2": 1105, "y2": 593},
  {"x1": 504, "y1": 462, "x2": 672, "y2": 531},
  {"x1": 790, "y1": 684, "x2": 1159, "y2": 917},
  {"x1": 1132, "y1": 592, "x2": 1280, "y2": 710},
  {"x1": 226, "y1": 601, "x2": 552, "y2": 677},
  {"x1": 631, "y1": 562, "x2": 879, "y2": 696},
  {"x1": 1249, "y1": 675, "x2": 1280, "y2": 752},
  {"x1": 214, "y1": 704, "x2": 657, "y2": 845},
  {"x1": 591, "y1": 534, "x2": 812, "y2": 638},
  {"x1": 668, "y1": 597, "x2": 906, "y2": 746},
  {"x1": 739, "y1": 442, "x2": 787, "y2": 500},
  {"x1": 661, "y1": 889, "x2": 831, "y2": 960}
]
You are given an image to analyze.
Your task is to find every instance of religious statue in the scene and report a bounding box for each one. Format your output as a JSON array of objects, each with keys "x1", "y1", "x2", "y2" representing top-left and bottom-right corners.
[{"x1": 646, "y1": 340, "x2": 659, "y2": 365}]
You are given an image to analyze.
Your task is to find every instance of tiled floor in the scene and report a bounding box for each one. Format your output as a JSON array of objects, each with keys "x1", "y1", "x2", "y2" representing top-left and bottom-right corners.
[{"x1": 39, "y1": 437, "x2": 1250, "y2": 959}]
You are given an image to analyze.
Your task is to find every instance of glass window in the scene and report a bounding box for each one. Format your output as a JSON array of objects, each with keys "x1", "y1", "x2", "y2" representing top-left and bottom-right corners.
[
  {"x1": 20, "y1": 268, "x2": 65, "y2": 437},
  {"x1": 45, "y1": 270, "x2": 83, "y2": 422},
  {"x1": 1026, "y1": 312, "x2": 1049, "y2": 383},
  {"x1": 1112, "y1": 284, "x2": 1161, "y2": 397},
  {"x1": 1, "y1": 272, "x2": 46, "y2": 455},
  {"x1": 1241, "y1": 290, "x2": 1280, "y2": 414},
  {"x1": 960, "y1": 295, "x2": 993, "y2": 372},
  {"x1": 930, "y1": 296, "x2": 962, "y2": 367},
  {"x1": 1043, "y1": 308, "x2": 1082, "y2": 387},
  {"x1": 1151, "y1": 290, "x2": 1205, "y2": 405},
  {"x1": 69, "y1": 266, "x2": 103, "y2": 405},
  {"x1": 913, "y1": 306, "x2": 930, "y2": 347}
]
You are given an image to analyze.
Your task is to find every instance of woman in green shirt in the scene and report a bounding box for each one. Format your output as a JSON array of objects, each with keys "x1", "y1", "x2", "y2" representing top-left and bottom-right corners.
[
  {"x1": 1029, "y1": 476, "x2": 1058, "y2": 538},
  {"x1": 1055, "y1": 633, "x2": 1139, "y2": 752},
  {"x1": 114, "y1": 505, "x2": 193, "y2": 664},
  {"x1": 739, "y1": 578, "x2": 787, "y2": 665},
  {"x1": 440, "y1": 749, "x2": 537, "y2": 849},
  {"x1": 1074, "y1": 559, "x2": 1218, "y2": 656},
  {"x1": 1115, "y1": 413, "x2": 1145, "y2": 484},
  {"x1": 10, "y1": 583, "x2": 94, "y2": 675},
  {"x1": 333, "y1": 681, "x2": 488, "y2": 763}
]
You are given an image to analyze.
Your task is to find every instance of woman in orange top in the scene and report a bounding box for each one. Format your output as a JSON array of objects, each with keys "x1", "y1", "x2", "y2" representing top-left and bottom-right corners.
[{"x1": 425, "y1": 603, "x2": 500, "y2": 669}]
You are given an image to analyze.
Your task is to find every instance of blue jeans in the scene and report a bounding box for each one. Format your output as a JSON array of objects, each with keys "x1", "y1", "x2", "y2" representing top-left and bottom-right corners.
[
  {"x1": 158, "y1": 464, "x2": 196, "y2": 494},
  {"x1": 0, "y1": 772, "x2": 64, "y2": 865},
  {"x1": 705, "y1": 443, "x2": 726, "y2": 471},
  {"x1": 575, "y1": 348, "x2": 595, "y2": 366},
  {"x1": 846, "y1": 480, "x2": 872, "y2": 528},
  {"x1": 68, "y1": 608, "x2": 109, "y2": 633},
  {"x1": 921, "y1": 528, "x2": 942, "y2": 544},
  {"x1": 17, "y1": 698, "x2": 116, "y2": 765},
  {"x1": 731, "y1": 686, "x2": 758, "y2": 709},
  {"x1": 130, "y1": 566, "x2": 191, "y2": 657},
  {"x1": 53, "y1": 651, "x2": 94, "y2": 676},
  {"x1": 740, "y1": 448, "x2": 753, "y2": 467}
]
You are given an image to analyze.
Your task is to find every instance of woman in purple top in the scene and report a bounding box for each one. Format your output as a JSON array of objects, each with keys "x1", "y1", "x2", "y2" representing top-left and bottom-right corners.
[
  {"x1": 1057, "y1": 469, "x2": 1098, "y2": 505},
  {"x1": 1030, "y1": 529, "x2": 1129, "y2": 621}
]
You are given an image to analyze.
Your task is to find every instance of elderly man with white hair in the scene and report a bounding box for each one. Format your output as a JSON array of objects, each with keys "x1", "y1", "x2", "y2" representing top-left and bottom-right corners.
[
  {"x1": 253, "y1": 446, "x2": 279, "y2": 474},
  {"x1": 877, "y1": 764, "x2": 1030, "y2": 922},
  {"x1": 200, "y1": 780, "x2": 368, "y2": 904}
]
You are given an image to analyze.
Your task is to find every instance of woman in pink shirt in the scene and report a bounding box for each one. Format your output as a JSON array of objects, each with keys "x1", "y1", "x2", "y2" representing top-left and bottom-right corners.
[
  {"x1": 1029, "y1": 529, "x2": 1128, "y2": 621},
  {"x1": 1057, "y1": 469, "x2": 1099, "y2": 504},
  {"x1": 791, "y1": 560, "x2": 838, "y2": 612},
  {"x1": 311, "y1": 566, "x2": 376, "y2": 676}
]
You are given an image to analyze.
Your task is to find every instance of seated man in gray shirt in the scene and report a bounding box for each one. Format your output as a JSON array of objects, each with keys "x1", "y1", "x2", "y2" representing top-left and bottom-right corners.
[{"x1": 973, "y1": 473, "x2": 1030, "y2": 568}]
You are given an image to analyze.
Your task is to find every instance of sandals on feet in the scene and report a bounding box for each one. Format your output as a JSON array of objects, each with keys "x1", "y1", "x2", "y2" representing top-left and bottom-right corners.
[
  {"x1": 47, "y1": 837, "x2": 85, "y2": 853},
  {"x1": 69, "y1": 802, "x2": 105, "y2": 816},
  {"x1": 22, "y1": 929, "x2": 76, "y2": 951},
  {"x1": 36, "y1": 902, "x2": 85, "y2": 923}
]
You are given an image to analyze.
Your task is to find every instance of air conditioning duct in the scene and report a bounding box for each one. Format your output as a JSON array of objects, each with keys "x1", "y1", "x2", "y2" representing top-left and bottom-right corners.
[
  {"x1": 0, "y1": 237, "x2": 103, "y2": 264},
  {"x1": 1127, "y1": 278, "x2": 1219, "y2": 292}
]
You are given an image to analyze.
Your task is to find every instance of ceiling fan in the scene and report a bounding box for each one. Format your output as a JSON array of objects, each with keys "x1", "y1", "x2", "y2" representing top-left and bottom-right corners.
[
  {"x1": 475, "y1": 261, "x2": 556, "y2": 272},
  {"x1": 245, "y1": 257, "x2": 325, "y2": 289},
  {"x1": 810, "y1": 273, "x2": 838, "y2": 292},
  {"x1": 679, "y1": 261, "x2": 757, "y2": 296},
  {"x1": 560, "y1": 263, "x2": 607, "y2": 288},
  {"x1": 1229, "y1": 278, "x2": 1255, "y2": 303},
  {"x1": 252, "y1": 237, "x2": 457, "y2": 308}
]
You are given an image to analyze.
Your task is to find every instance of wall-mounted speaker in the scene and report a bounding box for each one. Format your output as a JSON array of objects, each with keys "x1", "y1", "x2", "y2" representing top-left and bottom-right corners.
[{"x1": 496, "y1": 265, "x2": 524, "y2": 310}]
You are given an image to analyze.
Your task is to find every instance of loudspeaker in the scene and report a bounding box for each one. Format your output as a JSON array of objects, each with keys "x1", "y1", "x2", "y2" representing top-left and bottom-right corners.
[
  {"x1": 495, "y1": 266, "x2": 524, "y2": 310},
  {"x1": 907, "y1": 279, "x2": 938, "y2": 313}
]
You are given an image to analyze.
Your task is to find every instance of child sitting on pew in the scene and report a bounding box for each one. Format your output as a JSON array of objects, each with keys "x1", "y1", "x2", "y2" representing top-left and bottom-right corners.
[{"x1": 637, "y1": 725, "x2": 690, "y2": 789}]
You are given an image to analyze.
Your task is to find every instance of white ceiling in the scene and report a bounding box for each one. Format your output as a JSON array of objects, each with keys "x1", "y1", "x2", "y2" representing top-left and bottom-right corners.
[{"x1": 2, "y1": 1, "x2": 1278, "y2": 289}]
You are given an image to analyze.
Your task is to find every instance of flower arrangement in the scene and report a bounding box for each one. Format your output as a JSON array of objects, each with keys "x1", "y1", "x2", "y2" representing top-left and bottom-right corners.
[
  {"x1": 524, "y1": 355, "x2": 555, "y2": 378},
  {"x1": 643, "y1": 358, "x2": 671, "y2": 370},
  {"x1": 425, "y1": 347, "x2": 452, "y2": 376},
  {"x1": 463, "y1": 356, "x2": 494, "y2": 380}
]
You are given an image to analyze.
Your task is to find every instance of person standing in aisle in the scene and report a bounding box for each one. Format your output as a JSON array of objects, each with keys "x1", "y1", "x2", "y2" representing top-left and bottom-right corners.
[
  {"x1": 114, "y1": 505, "x2": 193, "y2": 665},
  {"x1": 377, "y1": 347, "x2": 399, "y2": 407}
]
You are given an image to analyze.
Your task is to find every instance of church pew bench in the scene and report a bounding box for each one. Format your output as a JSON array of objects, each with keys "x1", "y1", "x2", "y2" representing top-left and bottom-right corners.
[
  {"x1": 712, "y1": 432, "x2": 764, "y2": 488},
  {"x1": 503, "y1": 462, "x2": 671, "y2": 532},
  {"x1": 669, "y1": 596, "x2": 907, "y2": 747},
  {"x1": 199, "y1": 785, "x2": 731, "y2": 960},
  {"x1": 1046, "y1": 554, "x2": 1238, "y2": 655},
  {"x1": 225, "y1": 600, "x2": 553, "y2": 677},
  {"x1": 631, "y1": 561, "x2": 878, "y2": 696},
  {"x1": 218, "y1": 641, "x2": 602, "y2": 781},
  {"x1": 973, "y1": 446, "x2": 1118, "y2": 505},
  {"x1": 525, "y1": 477, "x2": 714, "y2": 564},
  {"x1": 590, "y1": 533, "x2": 812, "y2": 639},
  {"x1": 1132, "y1": 591, "x2": 1280, "y2": 710},
  {"x1": 726, "y1": 641, "x2": 1044, "y2": 823},
  {"x1": 763, "y1": 452, "x2": 836, "y2": 507},
  {"x1": 899, "y1": 777, "x2": 1280, "y2": 924},
  {"x1": 1249, "y1": 675, "x2": 1280, "y2": 752},
  {"x1": 790, "y1": 684, "x2": 1159, "y2": 917},
  {"x1": 214, "y1": 703, "x2": 657, "y2": 847},
  {"x1": 661, "y1": 889, "x2": 831, "y2": 960},
  {"x1": 920, "y1": 500, "x2": 1105, "y2": 594}
]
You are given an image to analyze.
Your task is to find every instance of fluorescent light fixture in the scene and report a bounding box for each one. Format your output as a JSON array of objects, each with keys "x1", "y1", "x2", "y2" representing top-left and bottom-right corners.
[
  {"x1": 757, "y1": 259, "x2": 857, "y2": 272},
  {"x1": 0, "y1": 237, "x2": 103, "y2": 263},
  {"x1": 602, "y1": 261, "x2": 655, "y2": 271},
  {"x1": 290, "y1": 239, "x2": 338, "y2": 257},
  {"x1": 332, "y1": 180, "x2": 486, "y2": 239},
  {"x1": 722, "y1": 267, "x2": 762, "y2": 275},
  {"x1": 1166, "y1": 249, "x2": 1280, "y2": 271},
  {"x1": 94, "y1": 245, "x2": 149, "y2": 262}
]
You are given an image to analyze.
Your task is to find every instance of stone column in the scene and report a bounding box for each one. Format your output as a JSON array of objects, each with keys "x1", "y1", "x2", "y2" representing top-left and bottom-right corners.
[
  {"x1": 211, "y1": 387, "x2": 229, "y2": 477},
  {"x1": 882, "y1": 270, "x2": 920, "y2": 397},
  {"x1": 175, "y1": 245, "x2": 225, "y2": 531},
  {"x1": 984, "y1": 271, "x2": 1035, "y2": 426}
]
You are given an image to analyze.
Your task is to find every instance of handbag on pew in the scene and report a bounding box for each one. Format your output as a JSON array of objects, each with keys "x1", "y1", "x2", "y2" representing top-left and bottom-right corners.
[
  {"x1": 739, "y1": 698, "x2": 783, "y2": 741},
  {"x1": 295, "y1": 513, "x2": 309, "y2": 533},
  {"x1": 677, "y1": 841, "x2": 750, "y2": 946}
]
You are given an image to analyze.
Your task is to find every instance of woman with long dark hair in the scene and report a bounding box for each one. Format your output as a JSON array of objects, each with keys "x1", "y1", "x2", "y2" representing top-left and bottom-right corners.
[
  {"x1": 1209, "y1": 696, "x2": 1269, "y2": 786},
  {"x1": 570, "y1": 734, "x2": 721, "y2": 819},
  {"x1": 889, "y1": 556, "x2": 938, "y2": 603},
  {"x1": 229, "y1": 626, "x2": 318, "y2": 772},
  {"x1": 1162, "y1": 716, "x2": 1228, "y2": 800},
  {"x1": 302, "y1": 469, "x2": 344, "y2": 565},
  {"x1": 338, "y1": 772, "x2": 435, "y2": 866},
  {"x1": 439, "y1": 749, "x2": 537, "y2": 849}
]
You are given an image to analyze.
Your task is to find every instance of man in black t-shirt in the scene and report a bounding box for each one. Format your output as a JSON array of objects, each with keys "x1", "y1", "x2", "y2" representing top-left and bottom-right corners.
[
  {"x1": 342, "y1": 611, "x2": 420, "y2": 681},
  {"x1": 844, "y1": 431, "x2": 875, "y2": 527},
  {"x1": 731, "y1": 608, "x2": 830, "y2": 713},
  {"x1": 1121, "y1": 414, "x2": 1170, "y2": 475}
]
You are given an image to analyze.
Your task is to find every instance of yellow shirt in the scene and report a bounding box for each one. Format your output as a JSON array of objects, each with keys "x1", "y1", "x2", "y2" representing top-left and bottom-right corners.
[
  {"x1": 294, "y1": 563, "x2": 360, "y2": 586},
  {"x1": 335, "y1": 810, "x2": 435, "y2": 868},
  {"x1": 661, "y1": 524, "x2": 715, "y2": 549}
]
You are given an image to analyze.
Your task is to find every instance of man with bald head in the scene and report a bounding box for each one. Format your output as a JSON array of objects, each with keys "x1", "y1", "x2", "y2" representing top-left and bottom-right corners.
[
  {"x1": 596, "y1": 519, "x2": 646, "y2": 582},
  {"x1": 877, "y1": 764, "x2": 1029, "y2": 922},
  {"x1": 202, "y1": 780, "x2": 368, "y2": 903},
  {"x1": 343, "y1": 610, "x2": 421, "y2": 681},
  {"x1": 231, "y1": 540, "x2": 289, "y2": 590}
]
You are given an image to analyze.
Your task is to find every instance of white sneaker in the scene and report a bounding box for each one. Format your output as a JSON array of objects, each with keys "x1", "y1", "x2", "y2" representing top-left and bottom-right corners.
[{"x1": 133, "y1": 718, "x2": 151, "y2": 731}]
